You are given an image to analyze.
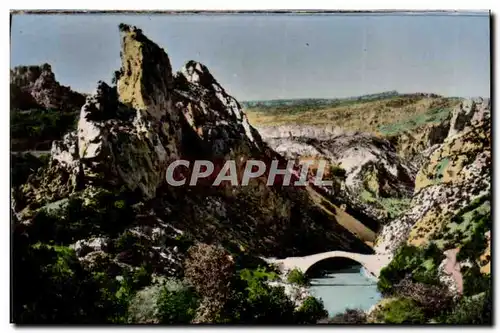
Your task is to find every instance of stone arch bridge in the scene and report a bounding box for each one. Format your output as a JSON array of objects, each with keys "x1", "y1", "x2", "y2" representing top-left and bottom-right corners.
[{"x1": 263, "y1": 251, "x2": 392, "y2": 278}]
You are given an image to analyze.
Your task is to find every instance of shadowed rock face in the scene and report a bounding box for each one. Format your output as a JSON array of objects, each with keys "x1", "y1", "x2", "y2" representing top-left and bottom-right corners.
[{"x1": 10, "y1": 63, "x2": 85, "y2": 110}]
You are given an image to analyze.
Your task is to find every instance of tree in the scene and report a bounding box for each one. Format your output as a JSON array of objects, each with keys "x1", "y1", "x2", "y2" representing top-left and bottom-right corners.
[{"x1": 184, "y1": 243, "x2": 235, "y2": 322}]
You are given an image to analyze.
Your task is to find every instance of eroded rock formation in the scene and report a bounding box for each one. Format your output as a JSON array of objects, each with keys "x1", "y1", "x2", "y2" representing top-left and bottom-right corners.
[{"x1": 11, "y1": 63, "x2": 85, "y2": 110}]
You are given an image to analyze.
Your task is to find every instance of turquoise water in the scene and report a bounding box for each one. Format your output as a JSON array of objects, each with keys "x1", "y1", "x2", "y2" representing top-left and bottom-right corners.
[{"x1": 308, "y1": 265, "x2": 382, "y2": 317}]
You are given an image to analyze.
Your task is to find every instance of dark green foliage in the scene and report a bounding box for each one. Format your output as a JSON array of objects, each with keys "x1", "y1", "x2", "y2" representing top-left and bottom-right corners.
[
  {"x1": 374, "y1": 298, "x2": 426, "y2": 324},
  {"x1": 228, "y1": 279, "x2": 296, "y2": 324},
  {"x1": 330, "y1": 165, "x2": 347, "y2": 179},
  {"x1": 11, "y1": 108, "x2": 79, "y2": 150},
  {"x1": 456, "y1": 211, "x2": 490, "y2": 262},
  {"x1": 11, "y1": 152, "x2": 49, "y2": 187},
  {"x1": 439, "y1": 287, "x2": 492, "y2": 324},
  {"x1": 217, "y1": 266, "x2": 298, "y2": 324},
  {"x1": 287, "y1": 268, "x2": 310, "y2": 286},
  {"x1": 295, "y1": 296, "x2": 328, "y2": 324},
  {"x1": 377, "y1": 243, "x2": 443, "y2": 294},
  {"x1": 30, "y1": 190, "x2": 137, "y2": 245},
  {"x1": 156, "y1": 286, "x2": 200, "y2": 324},
  {"x1": 12, "y1": 239, "x2": 107, "y2": 324},
  {"x1": 462, "y1": 264, "x2": 490, "y2": 297}
]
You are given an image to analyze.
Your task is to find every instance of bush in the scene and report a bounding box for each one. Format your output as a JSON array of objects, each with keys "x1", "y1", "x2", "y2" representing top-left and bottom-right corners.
[
  {"x1": 128, "y1": 285, "x2": 163, "y2": 324},
  {"x1": 330, "y1": 165, "x2": 347, "y2": 179},
  {"x1": 237, "y1": 283, "x2": 296, "y2": 324},
  {"x1": 439, "y1": 287, "x2": 491, "y2": 324},
  {"x1": 324, "y1": 308, "x2": 367, "y2": 324},
  {"x1": 287, "y1": 268, "x2": 309, "y2": 286},
  {"x1": 295, "y1": 296, "x2": 328, "y2": 324},
  {"x1": 156, "y1": 282, "x2": 200, "y2": 324},
  {"x1": 377, "y1": 243, "x2": 443, "y2": 294},
  {"x1": 374, "y1": 298, "x2": 426, "y2": 324},
  {"x1": 462, "y1": 264, "x2": 490, "y2": 297},
  {"x1": 10, "y1": 108, "x2": 79, "y2": 150},
  {"x1": 392, "y1": 277, "x2": 453, "y2": 316},
  {"x1": 12, "y1": 240, "x2": 107, "y2": 324},
  {"x1": 30, "y1": 190, "x2": 137, "y2": 245},
  {"x1": 220, "y1": 266, "x2": 296, "y2": 324}
]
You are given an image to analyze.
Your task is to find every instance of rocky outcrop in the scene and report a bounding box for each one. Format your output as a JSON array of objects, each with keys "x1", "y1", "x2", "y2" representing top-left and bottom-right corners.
[
  {"x1": 374, "y1": 98, "x2": 491, "y2": 254},
  {"x1": 388, "y1": 120, "x2": 450, "y2": 169},
  {"x1": 173, "y1": 61, "x2": 263, "y2": 158},
  {"x1": 12, "y1": 24, "x2": 373, "y2": 276},
  {"x1": 257, "y1": 126, "x2": 415, "y2": 224},
  {"x1": 10, "y1": 63, "x2": 85, "y2": 110}
]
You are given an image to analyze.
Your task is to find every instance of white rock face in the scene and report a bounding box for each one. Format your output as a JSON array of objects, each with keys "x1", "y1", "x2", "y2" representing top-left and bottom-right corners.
[
  {"x1": 374, "y1": 98, "x2": 491, "y2": 255},
  {"x1": 51, "y1": 132, "x2": 80, "y2": 170},
  {"x1": 447, "y1": 97, "x2": 490, "y2": 139},
  {"x1": 256, "y1": 126, "x2": 415, "y2": 223},
  {"x1": 174, "y1": 61, "x2": 263, "y2": 156},
  {"x1": 256, "y1": 124, "x2": 345, "y2": 140},
  {"x1": 258, "y1": 126, "x2": 414, "y2": 193}
]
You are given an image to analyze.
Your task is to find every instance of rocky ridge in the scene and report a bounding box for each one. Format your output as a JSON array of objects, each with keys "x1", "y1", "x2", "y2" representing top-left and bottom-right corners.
[
  {"x1": 11, "y1": 63, "x2": 85, "y2": 110},
  {"x1": 374, "y1": 98, "x2": 491, "y2": 255},
  {"x1": 256, "y1": 125, "x2": 416, "y2": 224},
  {"x1": 12, "y1": 24, "x2": 372, "y2": 281}
]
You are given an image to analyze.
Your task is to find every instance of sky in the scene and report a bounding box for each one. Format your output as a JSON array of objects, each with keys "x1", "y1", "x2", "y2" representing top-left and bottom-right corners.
[{"x1": 10, "y1": 12, "x2": 490, "y2": 101}]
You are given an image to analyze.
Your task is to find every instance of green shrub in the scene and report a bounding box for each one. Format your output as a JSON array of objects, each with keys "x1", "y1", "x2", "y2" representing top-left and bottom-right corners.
[
  {"x1": 295, "y1": 296, "x2": 328, "y2": 324},
  {"x1": 220, "y1": 266, "x2": 296, "y2": 324},
  {"x1": 439, "y1": 287, "x2": 491, "y2": 324},
  {"x1": 375, "y1": 298, "x2": 426, "y2": 324},
  {"x1": 287, "y1": 268, "x2": 309, "y2": 286},
  {"x1": 378, "y1": 243, "x2": 443, "y2": 294},
  {"x1": 30, "y1": 190, "x2": 137, "y2": 246},
  {"x1": 115, "y1": 231, "x2": 140, "y2": 253},
  {"x1": 10, "y1": 108, "x2": 79, "y2": 150},
  {"x1": 127, "y1": 284, "x2": 163, "y2": 324},
  {"x1": 12, "y1": 240, "x2": 108, "y2": 324},
  {"x1": 462, "y1": 265, "x2": 490, "y2": 297},
  {"x1": 238, "y1": 283, "x2": 296, "y2": 324}
]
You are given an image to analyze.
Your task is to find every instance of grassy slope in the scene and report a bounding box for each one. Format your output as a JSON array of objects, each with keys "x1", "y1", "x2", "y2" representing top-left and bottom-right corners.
[{"x1": 305, "y1": 186, "x2": 376, "y2": 243}]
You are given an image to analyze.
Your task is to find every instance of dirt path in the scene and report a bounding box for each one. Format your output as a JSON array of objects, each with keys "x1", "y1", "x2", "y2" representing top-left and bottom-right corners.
[{"x1": 443, "y1": 248, "x2": 463, "y2": 294}]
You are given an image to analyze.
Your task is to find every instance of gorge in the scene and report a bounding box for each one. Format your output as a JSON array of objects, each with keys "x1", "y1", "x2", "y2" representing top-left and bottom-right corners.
[{"x1": 10, "y1": 23, "x2": 491, "y2": 325}]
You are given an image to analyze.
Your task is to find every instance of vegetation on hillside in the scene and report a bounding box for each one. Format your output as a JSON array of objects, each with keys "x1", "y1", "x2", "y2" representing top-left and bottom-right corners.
[
  {"x1": 11, "y1": 108, "x2": 79, "y2": 150},
  {"x1": 245, "y1": 94, "x2": 460, "y2": 136}
]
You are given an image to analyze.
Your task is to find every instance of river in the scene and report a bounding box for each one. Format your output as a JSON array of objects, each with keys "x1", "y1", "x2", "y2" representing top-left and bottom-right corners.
[{"x1": 308, "y1": 264, "x2": 382, "y2": 317}]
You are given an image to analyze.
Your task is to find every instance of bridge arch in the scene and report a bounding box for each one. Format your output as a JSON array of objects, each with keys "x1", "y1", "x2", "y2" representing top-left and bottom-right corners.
[
  {"x1": 303, "y1": 255, "x2": 367, "y2": 277},
  {"x1": 263, "y1": 251, "x2": 391, "y2": 278}
]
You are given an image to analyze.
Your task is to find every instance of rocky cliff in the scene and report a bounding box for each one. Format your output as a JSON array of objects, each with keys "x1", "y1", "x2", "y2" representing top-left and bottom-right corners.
[
  {"x1": 257, "y1": 126, "x2": 416, "y2": 225},
  {"x1": 374, "y1": 98, "x2": 491, "y2": 255},
  {"x1": 12, "y1": 24, "x2": 372, "y2": 285}
]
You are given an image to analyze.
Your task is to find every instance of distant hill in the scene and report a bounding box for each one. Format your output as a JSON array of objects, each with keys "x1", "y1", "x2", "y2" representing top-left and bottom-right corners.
[{"x1": 241, "y1": 91, "x2": 401, "y2": 109}]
